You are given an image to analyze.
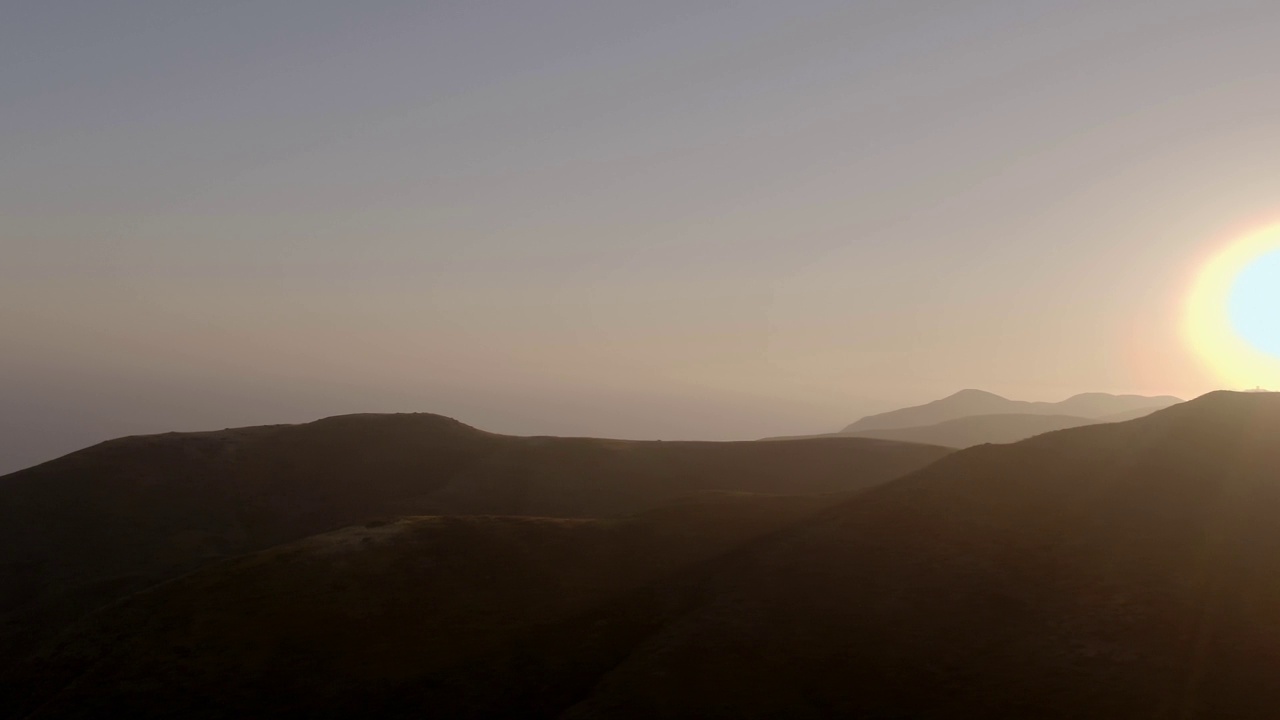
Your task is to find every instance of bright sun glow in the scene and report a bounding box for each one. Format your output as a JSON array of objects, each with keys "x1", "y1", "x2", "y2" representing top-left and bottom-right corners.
[{"x1": 1186, "y1": 223, "x2": 1280, "y2": 389}]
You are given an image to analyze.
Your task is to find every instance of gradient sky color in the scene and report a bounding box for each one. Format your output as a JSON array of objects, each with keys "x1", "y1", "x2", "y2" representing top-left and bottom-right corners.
[{"x1": 5, "y1": 1, "x2": 1280, "y2": 473}]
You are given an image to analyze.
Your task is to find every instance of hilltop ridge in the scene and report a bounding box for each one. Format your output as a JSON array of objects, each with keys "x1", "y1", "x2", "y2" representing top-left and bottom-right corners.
[{"x1": 0, "y1": 412, "x2": 949, "y2": 684}]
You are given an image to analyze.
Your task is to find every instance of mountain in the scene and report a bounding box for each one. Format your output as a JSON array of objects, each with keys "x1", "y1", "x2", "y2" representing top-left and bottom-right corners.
[
  {"x1": 13, "y1": 392, "x2": 1280, "y2": 718},
  {"x1": 1050, "y1": 391, "x2": 1184, "y2": 418},
  {"x1": 0, "y1": 413, "x2": 949, "y2": 678},
  {"x1": 845, "y1": 412, "x2": 1099, "y2": 447},
  {"x1": 766, "y1": 409, "x2": 1169, "y2": 449},
  {"x1": 762, "y1": 413, "x2": 1097, "y2": 447},
  {"x1": 841, "y1": 389, "x2": 1181, "y2": 433}
]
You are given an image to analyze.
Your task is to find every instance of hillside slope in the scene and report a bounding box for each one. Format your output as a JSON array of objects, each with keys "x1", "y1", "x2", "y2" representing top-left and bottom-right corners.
[
  {"x1": 8, "y1": 494, "x2": 834, "y2": 720},
  {"x1": 572, "y1": 391, "x2": 1280, "y2": 718},
  {"x1": 15, "y1": 393, "x2": 1280, "y2": 718},
  {"x1": 0, "y1": 414, "x2": 949, "y2": 675}
]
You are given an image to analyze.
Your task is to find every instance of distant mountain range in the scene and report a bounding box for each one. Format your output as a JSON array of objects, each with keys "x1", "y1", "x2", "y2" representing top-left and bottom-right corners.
[
  {"x1": 8, "y1": 391, "x2": 1280, "y2": 718},
  {"x1": 845, "y1": 389, "x2": 1183, "y2": 432},
  {"x1": 765, "y1": 390, "x2": 1183, "y2": 447}
]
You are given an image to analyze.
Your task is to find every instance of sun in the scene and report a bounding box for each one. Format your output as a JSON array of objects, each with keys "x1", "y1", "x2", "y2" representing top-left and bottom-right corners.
[
  {"x1": 1228, "y1": 248, "x2": 1280, "y2": 358},
  {"x1": 1185, "y1": 223, "x2": 1280, "y2": 389}
]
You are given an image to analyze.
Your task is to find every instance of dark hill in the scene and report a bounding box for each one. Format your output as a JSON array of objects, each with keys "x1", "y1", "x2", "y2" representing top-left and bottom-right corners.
[
  {"x1": 842, "y1": 389, "x2": 1181, "y2": 433},
  {"x1": 569, "y1": 391, "x2": 1280, "y2": 717},
  {"x1": 14, "y1": 393, "x2": 1280, "y2": 718},
  {"x1": 8, "y1": 493, "x2": 838, "y2": 719},
  {"x1": 0, "y1": 413, "x2": 949, "y2": 678}
]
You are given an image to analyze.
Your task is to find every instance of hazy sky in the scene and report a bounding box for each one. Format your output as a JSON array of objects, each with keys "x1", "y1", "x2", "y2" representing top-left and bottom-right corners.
[{"x1": 5, "y1": 1, "x2": 1280, "y2": 472}]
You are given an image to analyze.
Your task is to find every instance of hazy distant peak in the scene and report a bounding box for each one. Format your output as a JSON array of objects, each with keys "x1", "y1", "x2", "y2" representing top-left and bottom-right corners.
[
  {"x1": 1005, "y1": 390, "x2": 1280, "y2": 457},
  {"x1": 1061, "y1": 391, "x2": 1116, "y2": 402},
  {"x1": 1060, "y1": 391, "x2": 1183, "y2": 404},
  {"x1": 306, "y1": 412, "x2": 483, "y2": 433},
  {"x1": 945, "y1": 389, "x2": 1008, "y2": 401},
  {"x1": 843, "y1": 389, "x2": 1182, "y2": 433},
  {"x1": 310, "y1": 411, "x2": 467, "y2": 423}
]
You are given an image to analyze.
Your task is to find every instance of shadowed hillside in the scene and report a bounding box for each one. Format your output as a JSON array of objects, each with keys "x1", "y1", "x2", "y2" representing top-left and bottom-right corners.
[
  {"x1": 842, "y1": 389, "x2": 1181, "y2": 433},
  {"x1": 6, "y1": 494, "x2": 837, "y2": 719},
  {"x1": 0, "y1": 414, "x2": 949, "y2": 679},
  {"x1": 570, "y1": 391, "x2": 1280, "y2": 718},
  {"x1": 12, "y1": 393, "x2": 1280, "y2": 718}
]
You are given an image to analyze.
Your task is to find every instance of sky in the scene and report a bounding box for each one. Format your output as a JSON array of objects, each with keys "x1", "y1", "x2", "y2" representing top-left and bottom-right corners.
[{"x1": 5, "y1": 0, "x2": 1280, "y2": 473}]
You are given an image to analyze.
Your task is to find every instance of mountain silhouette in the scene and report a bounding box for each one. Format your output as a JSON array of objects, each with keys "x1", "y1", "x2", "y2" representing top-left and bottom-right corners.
[
  {"x1": 841, "y1": 412, "x2": 1098, "y2": 447},
  {"x1": 0, "y1": 413, "x2": 948, "y2": 682},
  {"x1": 766, "y1": 405, "x2": 1182, "y2": 449},
  {"x1": 842, "y1": 389, "x2": 1181, "y2": 433},
  {"x1": 10, "y1": 392, "x2": 1280, "y2": 718},
  {"x1": 762, "y1": 412, "x2": 1097, "y2": 447}
]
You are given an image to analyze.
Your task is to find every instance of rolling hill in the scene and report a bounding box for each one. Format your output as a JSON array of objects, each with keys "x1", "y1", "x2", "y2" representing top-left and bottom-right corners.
[
  {"x1": 575, "y1": 391, "x2": 1280, "y2": 717},
  {"x1": 8, "y1": 493, "x2": 837, "y2": 720},
  {"x1": 12, "y1": 392, "x2": 1280, "y2": 718},
  {"x1": 0, "y1": 413, "x2": 949, "y2": 681}
]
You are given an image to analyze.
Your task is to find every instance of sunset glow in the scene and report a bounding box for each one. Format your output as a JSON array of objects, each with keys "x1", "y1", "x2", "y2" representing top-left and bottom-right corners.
[{"x1": 1185, "y1": 224, "x2": 1280, "y2": 389}]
